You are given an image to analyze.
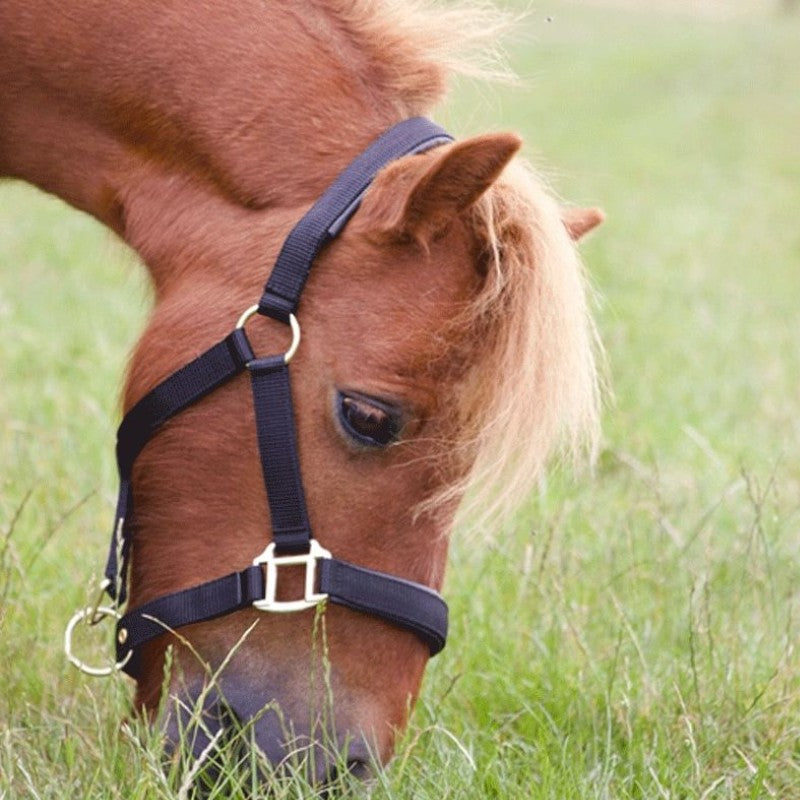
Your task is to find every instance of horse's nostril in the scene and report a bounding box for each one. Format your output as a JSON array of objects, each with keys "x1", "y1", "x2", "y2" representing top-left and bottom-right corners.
[
  {"x1": 345, "y1": 758, "x2": 372, "y2": 780},
  {"x1": 218, "y1": 702, "x2": 242, "y2": 736},
  {"x1": 320, "y1": 756, "x2": 373, "y2": 788}
]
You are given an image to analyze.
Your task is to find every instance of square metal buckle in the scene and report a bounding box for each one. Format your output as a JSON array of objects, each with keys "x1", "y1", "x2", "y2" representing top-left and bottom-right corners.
[{"x1": 252, "y1": 539, "x2": 331, "y2": 612}]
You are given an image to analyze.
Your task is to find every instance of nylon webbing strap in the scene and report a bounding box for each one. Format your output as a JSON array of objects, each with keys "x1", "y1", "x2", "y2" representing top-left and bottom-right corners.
[
  {"x1": 116, "y1": 329, "x2": 254, "y2": 474},
  {"x1": 319, "y1": 560, "x2": 447, "y2": 655},
  {"x1": 103, "y1": 479, "x2": 133, "y2": 601},
  {"x1": 117, "y1": 566, "x2": 265, "y2": 677},
  {"x1": 116, "y1": 557, "x2": 448, "y2": 676},
  {"x1": 247, "y1": 356, "x2": 312, "y2": 554},
  {"x1": 258, "y1": 117, "x2": 452, "y2": 321}
]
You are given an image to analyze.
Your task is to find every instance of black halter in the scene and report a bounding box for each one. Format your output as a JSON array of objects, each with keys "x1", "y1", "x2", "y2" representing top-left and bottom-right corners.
[{"x1": 103, "y1": 118, "x2": 453, "y2": 677}]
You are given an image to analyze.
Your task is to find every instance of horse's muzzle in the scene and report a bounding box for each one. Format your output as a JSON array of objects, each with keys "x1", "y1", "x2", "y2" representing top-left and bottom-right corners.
[{"x1": 161, "y1": 678, "x2": 374, "y2": 790}]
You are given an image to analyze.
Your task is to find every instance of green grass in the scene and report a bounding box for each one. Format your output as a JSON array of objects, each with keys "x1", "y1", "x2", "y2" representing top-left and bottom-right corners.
[{"x1": 2, "y1": 1, "x2": 800, "y2": 796}]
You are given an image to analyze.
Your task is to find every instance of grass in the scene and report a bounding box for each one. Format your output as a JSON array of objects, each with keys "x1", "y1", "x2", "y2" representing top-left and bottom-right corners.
[{"x1": 2, "y1": 1, "x2": 799, "y2": 796}]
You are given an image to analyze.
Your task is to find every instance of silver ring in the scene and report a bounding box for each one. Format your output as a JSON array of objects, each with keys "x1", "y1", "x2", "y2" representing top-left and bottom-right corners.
[
  {"x1": 64, "y1": 606, "x2": 132, "y2": 677},
  {"x1": 235, "y1": 305, "x2": 301, "y2": 364}
]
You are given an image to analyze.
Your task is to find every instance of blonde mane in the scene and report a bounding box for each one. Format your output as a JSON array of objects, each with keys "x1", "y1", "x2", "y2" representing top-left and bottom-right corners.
[
  {"x1": 331, "y1": 0, "x2": 601, "y2": 529},
  {"x1": 444, "y1": 163, "x2": 601, "y2": 529},
  {"x1": 327, "y1": 0, "x2": 518, "y2": 113}
]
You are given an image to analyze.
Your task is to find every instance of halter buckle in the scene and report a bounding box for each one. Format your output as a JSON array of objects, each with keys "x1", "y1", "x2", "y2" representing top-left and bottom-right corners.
[{"x1": 252, "y1": 539, "x2": 331, "y2": 612}]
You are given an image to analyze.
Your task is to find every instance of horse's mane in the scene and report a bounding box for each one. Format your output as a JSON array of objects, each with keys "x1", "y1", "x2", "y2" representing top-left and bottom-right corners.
[
  {"x1": 326, "y1": 0, "x2": 517, "y2": 112},
  {"x1": 441, "y1": 163, "x2": 601, "y2": 529},
  {"x1": 330, "y1": 0, "x2": 601, "y2": 529}
]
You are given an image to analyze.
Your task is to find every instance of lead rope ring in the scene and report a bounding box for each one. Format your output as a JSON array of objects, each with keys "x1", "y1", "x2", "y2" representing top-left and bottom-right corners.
[{"x1": 64, "y1": 586, "x2": 132, "y2": 677}]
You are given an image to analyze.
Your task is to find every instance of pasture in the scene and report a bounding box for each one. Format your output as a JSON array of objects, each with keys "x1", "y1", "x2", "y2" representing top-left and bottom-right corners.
[{"x1": 1, "y1": 1, "x2": 799, "y2": 796}]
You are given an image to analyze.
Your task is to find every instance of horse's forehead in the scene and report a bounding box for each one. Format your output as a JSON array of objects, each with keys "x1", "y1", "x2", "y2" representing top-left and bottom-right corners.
[
  {"x1": 323, "y1": 220, "x2": 477, "y2": 317},
  {"x1": 305, "y1": 224, "x2": 480, "y2": 376}
]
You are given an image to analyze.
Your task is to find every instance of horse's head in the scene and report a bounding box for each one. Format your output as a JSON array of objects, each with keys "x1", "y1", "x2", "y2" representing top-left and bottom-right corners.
[{"x1": 120, "y1": 132, "x2": 601, "y2": 781}]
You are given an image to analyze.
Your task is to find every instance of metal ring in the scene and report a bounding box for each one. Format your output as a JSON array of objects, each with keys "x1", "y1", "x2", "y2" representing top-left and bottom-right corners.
[
  {"x1": 235, "y1": 304, "x2": 301, "y2": 364},
  {"x1": 64, "y1": 606, "x2": 132, "y2": 677},
  {"x1": 235, "y1": 303, "x2": 260, "y2": 330}
]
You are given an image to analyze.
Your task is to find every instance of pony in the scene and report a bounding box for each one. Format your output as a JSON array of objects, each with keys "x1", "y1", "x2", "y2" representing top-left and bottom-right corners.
[{"x1": 0, "y1": 0, "x2": 602, "y2": 786}]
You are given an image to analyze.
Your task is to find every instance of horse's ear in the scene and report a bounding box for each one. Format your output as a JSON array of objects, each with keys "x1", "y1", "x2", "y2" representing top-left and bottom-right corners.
[
  {"x1": 561, "y1": 206, "x2": 605, "y2": 241},
  {"x1": 366, "y1": 133, "x2": 522, "y2": 245}
]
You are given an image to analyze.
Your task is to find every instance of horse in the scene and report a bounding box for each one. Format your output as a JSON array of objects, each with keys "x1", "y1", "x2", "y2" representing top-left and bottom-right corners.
[{"x1": 0, "y1": 0, "x2": 602, "y2": 786}]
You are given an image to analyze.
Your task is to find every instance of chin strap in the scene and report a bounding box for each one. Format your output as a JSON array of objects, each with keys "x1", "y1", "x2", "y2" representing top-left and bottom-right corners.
[{"x1": 95, "y1": 118, "x2": 453, "y2": 678}]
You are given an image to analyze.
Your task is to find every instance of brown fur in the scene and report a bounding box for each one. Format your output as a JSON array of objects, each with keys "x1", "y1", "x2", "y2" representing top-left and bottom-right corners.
[{"x1": 0, "y1": 0, "x2": 601, "y2": 774}]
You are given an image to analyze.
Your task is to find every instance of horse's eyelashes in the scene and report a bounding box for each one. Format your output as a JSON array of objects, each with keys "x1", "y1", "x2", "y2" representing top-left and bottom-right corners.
[{"x1": 337, "y1": 392, "x2": 402, "y2": 448}]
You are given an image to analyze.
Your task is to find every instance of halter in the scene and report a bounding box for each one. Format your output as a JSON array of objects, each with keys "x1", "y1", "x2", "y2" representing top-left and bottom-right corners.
[{"x1": 65, "y1": 118, "x2": 453, "y2": 678}]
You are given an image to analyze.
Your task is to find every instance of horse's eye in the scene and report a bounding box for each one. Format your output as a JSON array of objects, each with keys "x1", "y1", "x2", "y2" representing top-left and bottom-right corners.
[{"x1": 337, "y1": 392, "x2": 402, "y2": 448}]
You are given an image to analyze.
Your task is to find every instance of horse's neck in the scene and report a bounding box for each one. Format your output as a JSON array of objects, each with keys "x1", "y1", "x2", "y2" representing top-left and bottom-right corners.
[{"x1": 0, "y1": 1, "x2": 398, "y2": 235}]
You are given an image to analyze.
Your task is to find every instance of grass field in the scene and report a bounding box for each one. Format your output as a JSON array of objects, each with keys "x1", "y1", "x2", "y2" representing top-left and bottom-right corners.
[{"x1": 2, "y1": 1, "x2": 799, "y2": 797}]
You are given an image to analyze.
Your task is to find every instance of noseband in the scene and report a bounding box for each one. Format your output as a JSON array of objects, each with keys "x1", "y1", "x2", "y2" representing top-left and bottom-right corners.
[{"x1": 66, "y1": 118, "x2": 453, "y2": 677}]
